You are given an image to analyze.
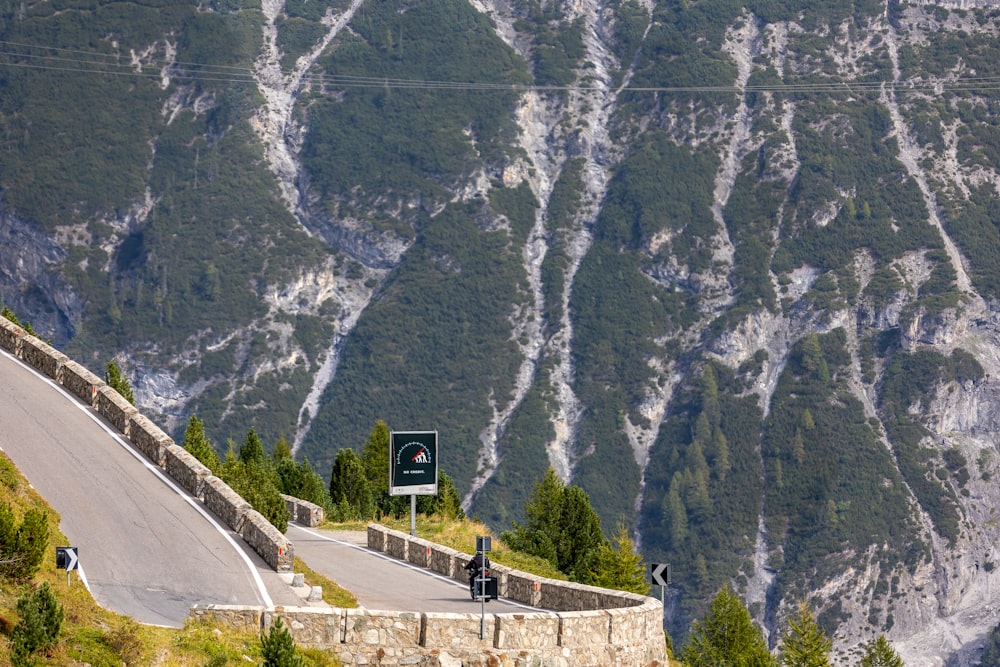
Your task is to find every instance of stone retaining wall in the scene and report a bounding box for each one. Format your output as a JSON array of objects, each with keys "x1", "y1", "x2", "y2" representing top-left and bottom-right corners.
[
  {"x1": 189, "y1": 525, "x2": 666, "y2": 666},
  {"x1": 0, "y1": 321, "x2": 295, "y2": 575}
]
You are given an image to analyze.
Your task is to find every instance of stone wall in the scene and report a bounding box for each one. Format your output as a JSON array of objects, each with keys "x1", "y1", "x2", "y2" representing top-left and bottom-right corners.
[
  {"x1": 189, "y1": 525, "x2": 666, "y2": 666},
  {"x1": 0, "y1": 322, "x2": 295, "y2": 575},
  {"x1": 282, "y1": 494, "x2": 324, "y2": 527}
]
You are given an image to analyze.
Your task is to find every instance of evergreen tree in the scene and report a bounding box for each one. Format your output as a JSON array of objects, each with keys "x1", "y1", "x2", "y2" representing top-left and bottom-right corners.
[
  {"x1": 240, "y1": 428, "x2": 267, "y2": 465},
  {"x1": 416, "y1": 470, "x2": 465, "y2": 520},
  {"x1": 0, "y1": 505, "x2": 48, "y2": 582},
  {"x1": 360, "y1": 420, "x2": 406, "y2": 517},
  {"x1": 682, "y1": 585, "x2": 776, "y2": 667},
  {"x1": 329, "y1": 448, "x2": 375, "y2": 520},
  {"x1": 557, "y1": 485, "x2": 605, "y2": 583},
  {"x1": 11, "y1": 581, "x2": 63, "y2": 664},
  {"x1": 860, "y1": 635, "x2": 904, "y2": 667},
  {"x1": 501, "y1": 468, "x2": 565, "y2": 569},
  {"x1": 182, "y1": 415, "x2": 219, "y2": 471},
  {"x1": 780, "y1": 602, "x2": 831, "y2": 667},
  {"x1": 273, "y1": 435, "x2": 293, "y2": 463},
  {"x1": 593, "y1": 518, "x2": 649, "y2": 594},
  {"x1": 260, "y1": 616, "x2": 304, "y2": 667},
  {"x1": 104, "y1": 359, "x2": 135, "y2": 405}
]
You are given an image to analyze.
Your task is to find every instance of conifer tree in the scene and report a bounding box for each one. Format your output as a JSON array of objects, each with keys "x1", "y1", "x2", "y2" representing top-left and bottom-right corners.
[
  {"x1": 104, "y1": 359, "x2": 135, "y2": 405},
  {"x1": 182, "y1": 415, "x2": 219, "y2": 471},
  {"x1": 240, "y1": 427, "x2": 267, "y2": 465},
  {"x1": 329, "y1": 448, "x2": 375, "y2": 520},
  {"x1": 859, "y1": 635, "x2": 904, "y2": 667},
  {"x1": 11, "y1": 581, "x2": 63, "y2": 664},
  {"x1": 682, "y1": 585, "x2": 776, "y2": 667},
  {"x1": 260, "y1": 617, "x2": 303, "y2": 667},
  {"x1": 593, "y1": 518, "x2": 648, "y2": 594},
  {"x1": 780, "y1": 602, "x2": 831, "y2": 667}
]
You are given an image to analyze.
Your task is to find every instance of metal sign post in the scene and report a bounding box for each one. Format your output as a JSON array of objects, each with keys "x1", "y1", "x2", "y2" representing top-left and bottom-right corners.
[
  {"x1": 651, "y1": 562, "x2": 669, "y2": 614},
  {"x1": 56, "y1": 546, "x2": 79, "y2": 587},
  {"x1": 476, "y1": 536, "x2": 492, "y2": 639}
]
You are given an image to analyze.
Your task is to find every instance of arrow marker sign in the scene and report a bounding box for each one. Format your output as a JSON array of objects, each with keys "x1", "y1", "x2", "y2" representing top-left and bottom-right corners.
[
  {"x1": 651, "y1": 562, "x2": 669, "y2": 587},
  {"x1": 56, "y1": 546, "x2": 78, "y2": 571}
]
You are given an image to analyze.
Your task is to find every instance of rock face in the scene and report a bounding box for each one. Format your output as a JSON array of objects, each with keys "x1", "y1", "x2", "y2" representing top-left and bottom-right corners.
[{"x1": 7, "y1": 0, "x2": 1000, "y2": 664}]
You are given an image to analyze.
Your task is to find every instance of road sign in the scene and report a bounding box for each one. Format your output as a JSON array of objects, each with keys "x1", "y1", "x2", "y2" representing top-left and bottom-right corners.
[
  {"x1": 476, "y1": 536, "x2": 492, "y2": 553},
  {"x1": 389, "y1": 431, "x2": 438, "y2": 496},
  {"x1": 651, "y1": 562, "x2": 669, "y2": 587},
  {"x1": 56, "y1": 546, "x2": 78, "y2": 571}
]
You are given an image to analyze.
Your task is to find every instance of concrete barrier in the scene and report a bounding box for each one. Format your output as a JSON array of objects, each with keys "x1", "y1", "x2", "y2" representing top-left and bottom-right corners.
[
  {"x1": 95, "y1": 385, "x2": 138, "y2": 435},
  {"x1": 164, "y1": 444, "x2": 212, "y2": 499},
  {"x1": 19, "y1": 335, "x2": 68, "y2": 380},
  {"x1": 128, "y1": 413, "x2": 173, "y2": 467},
  {"x1": 59, "y1": 361, "x2": 104, "y2": 407},
  {"x1": 204, "y1": 476, "x2": 253, "y2": 533},
  {"x1": 0, "y1": 317, "x2": 24, "y2": 354}
]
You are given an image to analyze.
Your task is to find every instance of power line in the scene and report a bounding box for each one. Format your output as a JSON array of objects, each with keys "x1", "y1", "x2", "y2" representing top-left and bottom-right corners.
[{"x1": 0, "y1": 38, "x2": 998, "y2": 96}]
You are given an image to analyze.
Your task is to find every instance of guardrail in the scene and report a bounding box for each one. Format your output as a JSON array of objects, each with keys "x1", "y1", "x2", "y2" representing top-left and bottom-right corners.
[{"x1": 0, "y1": 317, "x2": 294, "y2": 571}]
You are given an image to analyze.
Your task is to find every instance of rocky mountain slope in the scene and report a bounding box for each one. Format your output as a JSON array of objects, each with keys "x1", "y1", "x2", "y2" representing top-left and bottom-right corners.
[{"x1": 4, "y1": 0, "x2": 1000, "y2": 663}]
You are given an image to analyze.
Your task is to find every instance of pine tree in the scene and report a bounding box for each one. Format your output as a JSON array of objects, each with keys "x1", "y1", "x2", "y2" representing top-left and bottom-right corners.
[
  {"x1": 557, "y1": 485, "x2": 605, "y2": 583},
  {"x1": 11, "y1": 581, "x2": 63, "y2": 664},
  {"x1": 273, "y1": 435, "x2": 293, "y2": 463},
  {"x1": 182, "y1": 415, "x2": 219, "y2": 471},
  {"x1": 329, "y1": 448, "x2": 375, "y2": 520},
  {"x1": 104, "y1": 359, "x2": 135, "y2": 405},
  {"x1": 240, "y1": 428, "x2": 267, "y2": 465},
  {"x1": 13, "y1": 509, "x2": 48, "y2": 582},
  {"x1": 780, "y1": 602, "x2": 831, "y2": 667},
  {"x1": 260, "y1": 617, "x2": 303, "y2": 667},
  {"x1": 859, "y1": 635, "x2": 904, "y2": 667},
  {"x1": 593, "y1": 518, "x2": 648, "y2": 594},
  {"x1": 682, "y1": 585, "x2": 776, "y2": 667}
]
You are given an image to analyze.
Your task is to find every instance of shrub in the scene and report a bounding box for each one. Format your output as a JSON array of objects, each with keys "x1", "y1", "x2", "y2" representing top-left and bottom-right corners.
[{"x1": 10, "y1": 582, "x2": 64, "y2": 665}]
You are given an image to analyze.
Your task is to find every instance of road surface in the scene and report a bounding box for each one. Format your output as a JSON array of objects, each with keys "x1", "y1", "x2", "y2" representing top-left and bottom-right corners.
[{"x1": 0, "y1": 349, "x2": 542, "y2": 623}]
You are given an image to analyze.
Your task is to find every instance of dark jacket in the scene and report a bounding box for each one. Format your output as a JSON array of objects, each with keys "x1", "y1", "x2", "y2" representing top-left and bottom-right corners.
[{"x1": 465, "y1": 553, "x2": 490, "y2": 577}]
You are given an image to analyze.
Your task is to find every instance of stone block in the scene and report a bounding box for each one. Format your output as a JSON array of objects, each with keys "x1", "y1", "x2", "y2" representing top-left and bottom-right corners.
[
  {"x1": 241, "y1": 510, "x2": 294, "y2": 571},
  {"x1": 269, "y1": 607, "x2": 342, "y2": 648},
  {"x1": 0, "y1": 317, "x2": 24, "y2": 354},
  {"x1": 164, "y1": 444, "x2": 212, "y2": 499},
  {"x1": 19, "y1": 335, "x2": 68, "y2": 381},
  {"x1": 367, "y1": 524, "x2": 387, "y2": 552},
  {"x1": 505, "y1": 570, "x2": 542, "y2": 607},
  {"x1": 128, "y1": 413, "x2": 173, "y2": 467},
  {"x1": 495, "y1": 612, "x2": 560, "y2": 650},
  {"x1": 407, "y1": 536, "x2": 433, "y2": 568},
  {"x1": 281, "y1": 494, "x2": 325, "y2": 526},
  {"x1": 188, "y1": 604, "x2": 264, "y2": 633},
  {"x1": 343, "y1": 608, "x2": 420, "y2": 649},
  {"x1": 558, "y1": 609, "x2": 610, "y2": 647},
  {"x1": 421, "y1": 612, "x2": 495, "y2": 653},
  {"x1": 385, "y1": 530, "x2": 408, "y2": 561},
  {"x1": 59, "y1": 360, "x2": 104, "y2": 407},
  {"x1": 203, "y1": 476, "x2": 252, "y2": 533},
  {"x1": 95, "y1": 385, "x2": 139, "y2": 436},
  {"x1": 427, "y1": 544, "x2": 461, "y2": 578}
]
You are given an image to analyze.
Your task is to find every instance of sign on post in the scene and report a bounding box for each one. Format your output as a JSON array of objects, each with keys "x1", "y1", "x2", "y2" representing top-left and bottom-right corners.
[
  {"x1": 56, "y1": 546, "x2": 78, "y2": 587},
  {"x1": 56, "y1": 546, "x2": 78, "y2": 571},
  {"x1": 389, "y1": 431, "x2": 438, "y2": 496},
  {"x1": 651, "y1": 562, "x2": 669, "y2": 587}
]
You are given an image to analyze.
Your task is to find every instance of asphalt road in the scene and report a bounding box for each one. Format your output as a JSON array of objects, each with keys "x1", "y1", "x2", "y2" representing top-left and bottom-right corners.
[
  {"x1": 288, "y1": 524, "x2": 536, "y2": 614},
  {"x1": 0, "y1": 349, "x2": 542, "y2": 623},
  {"x1": 0, "y1": 349, "x2": 290, "y2": 626}
]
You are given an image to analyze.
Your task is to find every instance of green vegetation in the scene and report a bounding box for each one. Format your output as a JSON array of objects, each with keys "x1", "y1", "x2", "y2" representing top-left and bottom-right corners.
[
  {"x1": 779, "y1": 604, "x2": 831, "y2": 667},
  {"x1": 681, "y1": 586, "x2": 776, "y2": 667},
  {"x1": 260, "y1": 617, "x2": 304, "y2": 667},
  {"x1": 10, "y1": 581, "x2": 63, "y2": 665},
  {"x1": 104, "y1": 359, "x2": 135, "y2": 406},
  {"x1": 860, "y1": 635, "x2": 904, "y2": 667}
]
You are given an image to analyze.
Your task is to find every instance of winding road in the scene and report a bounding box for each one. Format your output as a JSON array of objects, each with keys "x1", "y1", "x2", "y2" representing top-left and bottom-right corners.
[{"x1": 0, "y1": 349, "x2": 534, "y2": 625}]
